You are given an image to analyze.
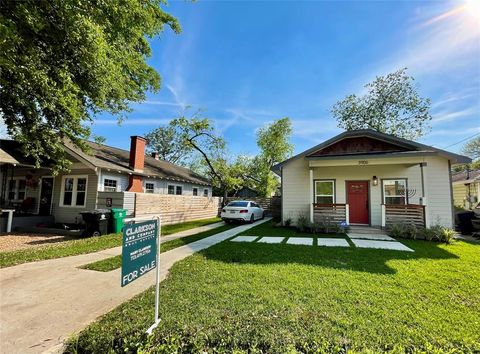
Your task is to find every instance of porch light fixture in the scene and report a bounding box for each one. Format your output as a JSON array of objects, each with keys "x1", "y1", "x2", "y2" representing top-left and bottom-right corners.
[{"x1": 372, "y1": 176, "x2": 378, "y2": 186}]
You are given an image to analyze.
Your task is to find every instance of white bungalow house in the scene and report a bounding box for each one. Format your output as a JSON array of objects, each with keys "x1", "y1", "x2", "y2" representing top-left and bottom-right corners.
[{"x1": 272, "y1": 130, "x2": 471, "y2": 229}]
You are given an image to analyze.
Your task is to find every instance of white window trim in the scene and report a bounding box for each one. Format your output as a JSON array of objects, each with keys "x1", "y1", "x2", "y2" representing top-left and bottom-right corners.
[
  {"x1": 314, "y1": 180, "x2": 335, "y2": 204},
  {"x1": 203, "y1": 188, "x2": 209, "y2": 197},
  {"x1": 192, "y1": 187, "x2": 199, "y2": 196},
  {"x1": 7, "y1": 177, "x2": 27, "y2": 202},
  {"x1": 167, "y1": 184, "x2": 183, "y2": 195},
  {"x1": 145, "y1": 182, "x2": 155, "y2": 193},
  {"x1": 59, "y1": 175, "x2": 88, "y2": 208},
  {"x1": 103, "y1": 177, "x2": 120, "y2": 192},
  {"x1": 382, "y1": 178, "x2": 407, "y2": 205}
]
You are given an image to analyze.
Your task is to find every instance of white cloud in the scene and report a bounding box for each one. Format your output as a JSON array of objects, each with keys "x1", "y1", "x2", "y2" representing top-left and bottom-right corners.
[{"x1": 431, "y1": 107, "x2": 477, "y2": 123}]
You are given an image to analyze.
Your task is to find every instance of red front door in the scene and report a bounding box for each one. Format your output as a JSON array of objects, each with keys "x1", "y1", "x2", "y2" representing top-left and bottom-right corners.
[{"x1": 347, "y1": 181, "x2": 369, "y2": 224}]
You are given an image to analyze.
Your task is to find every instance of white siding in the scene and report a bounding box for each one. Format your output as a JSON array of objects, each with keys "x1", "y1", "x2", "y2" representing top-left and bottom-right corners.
[
  {"x1": 98, "y1": 171, "x2": 129, "y2": 192},
  {"x1": 282, "y1": 157, "x2": 311, "y2": 222},
  {"x1": 424, "y1": 156, "x2": 454, "y2": 228}
]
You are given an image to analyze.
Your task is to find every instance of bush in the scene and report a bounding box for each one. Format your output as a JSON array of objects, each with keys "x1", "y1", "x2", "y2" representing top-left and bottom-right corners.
[
  {"x1": 296, "y1": 214, "x2": 311, "y2": 233},
  {"x1": 441, "y1": 228, "x2": 456, "y2": 244},
  {"x1": 405, "y1": 224, "x2": 419, "y2": 240},
  {"x1": 284, "y1": 218, "x2": 292, "y2": 227},
  {"x1": 388, "y1": 223, "x2": 407, "y2": 239}
]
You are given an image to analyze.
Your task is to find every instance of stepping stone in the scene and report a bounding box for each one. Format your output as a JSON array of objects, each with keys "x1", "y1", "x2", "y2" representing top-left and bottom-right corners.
[
  {"x1": 351, "y1": 239, "x2": 414, "y2": 252},
  {"x1": 257, "y1": 237, "x2": 285, "y2": 244},
  {"x1": 230, "y1": 236, "x2": 258, "y2": 242},
  {"x1": 317, "y1": 238, "x2": 350, "y2": 247},
  {"x1": 348, "y1": 233, "x2": 395, "y2": 241},
  {"x1": 286, "y1": 237, "x2": 314, "y2": 246}
]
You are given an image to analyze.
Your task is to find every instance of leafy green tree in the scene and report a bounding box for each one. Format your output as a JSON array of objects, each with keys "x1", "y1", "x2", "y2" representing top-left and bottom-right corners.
[
  {"x1": 332, "y1": 68, "x2": 432, "y2": 140},
  {"x1": 145, "y1": 125, "x2": 192, "y2": 165},
  {"x1": 0, "y1": 0, "x2": 180, "y2": 172},
  {"x1": 254, "y1": 117, "x2": 293, "y2": 196},
  {"x1": 92, "y1": 135, "x2": 106, "y2": 144},
  {"x1": 462, "y1": 136, "x2": 480, "y2": 160}
]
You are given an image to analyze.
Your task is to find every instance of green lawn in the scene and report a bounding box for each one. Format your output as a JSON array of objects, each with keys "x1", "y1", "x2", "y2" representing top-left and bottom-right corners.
[
  {"x1": 0, "y1": 217, "x2": 222, "y2": 268},
  {"x1": 81, "y1": 224, "x2": 235, "y2": 272},
  {"x1": 66, "y1": 222, "x2": 480, "y2": 353}
]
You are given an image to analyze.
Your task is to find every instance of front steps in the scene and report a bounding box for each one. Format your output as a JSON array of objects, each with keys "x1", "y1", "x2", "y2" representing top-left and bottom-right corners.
[{"x1": 348, "y1": 225, "x2": 386, "y2": 235}]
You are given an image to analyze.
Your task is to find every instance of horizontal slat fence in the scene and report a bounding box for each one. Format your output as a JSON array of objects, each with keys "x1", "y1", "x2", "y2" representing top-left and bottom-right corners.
[
  {"x1": 313, "y1": 203, "x2": 347, "y2": 223},
  {"x1": 385, "y1": 204, "x2": 425, "y2": 228},
  {"x1": 224, "y1": 197, "x2": 281, "y2": 218},
  {"x1": 135, "y1": 194, "x2": 222, "y2": 225}
]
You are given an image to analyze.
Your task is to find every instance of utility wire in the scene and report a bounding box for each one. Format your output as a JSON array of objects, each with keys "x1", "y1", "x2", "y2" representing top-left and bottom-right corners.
[{"x1": 442, "y1": 132, "x2": 480, "y2": 149}]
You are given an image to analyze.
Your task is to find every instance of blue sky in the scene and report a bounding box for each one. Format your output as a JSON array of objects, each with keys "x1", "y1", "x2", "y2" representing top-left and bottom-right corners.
[{"x1": 92, "y1": 0, "x2": 480, "y2": 157}]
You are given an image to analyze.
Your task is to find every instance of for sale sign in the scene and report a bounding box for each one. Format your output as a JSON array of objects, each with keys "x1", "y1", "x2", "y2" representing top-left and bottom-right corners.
[{"x1": 121, "y1": 219, "x2": 158, "y2": 287}]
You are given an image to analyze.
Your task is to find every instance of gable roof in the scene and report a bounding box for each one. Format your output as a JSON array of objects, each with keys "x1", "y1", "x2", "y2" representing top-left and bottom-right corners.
[
  {"x1": 452, "y1": 169, "x2": 480, "y2": 184},
  {"x1": 272, "y1": 129, "x2": 471, "y2": 174},
  {"x1": 1, "y1": 139, "x2": 211, "y2": 186}
]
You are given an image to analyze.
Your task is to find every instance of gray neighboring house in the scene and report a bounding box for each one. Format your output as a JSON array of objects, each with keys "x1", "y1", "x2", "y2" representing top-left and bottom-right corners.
[{"x1": 0, "y1": 136, "x2": 212, "y2": 228}]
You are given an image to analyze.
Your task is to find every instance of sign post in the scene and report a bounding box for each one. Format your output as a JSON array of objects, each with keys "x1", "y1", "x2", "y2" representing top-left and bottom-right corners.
[{"x1": 121, "y1": 216, "x2": 161, "y2": 334}]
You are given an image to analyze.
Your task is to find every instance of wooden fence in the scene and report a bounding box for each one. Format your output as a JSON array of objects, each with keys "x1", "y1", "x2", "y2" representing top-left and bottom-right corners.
[
  {"x1": 224, "y1": 196, "x2": 281, "y2": 219},
  {"x1": 313, "y1": 203, "x2": 347, "y2": 223},
  {"x1": 135, "y1": 194, "x2": 222, "y2": 225},
  {"x1": 383, "y1": 204, "x2": 425, "y2": 228}
]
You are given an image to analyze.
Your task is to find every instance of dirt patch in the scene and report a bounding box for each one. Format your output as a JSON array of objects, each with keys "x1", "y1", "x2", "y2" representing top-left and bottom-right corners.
[{"x1": 0, "y1": 233, "x2": 76, "y2": 252}]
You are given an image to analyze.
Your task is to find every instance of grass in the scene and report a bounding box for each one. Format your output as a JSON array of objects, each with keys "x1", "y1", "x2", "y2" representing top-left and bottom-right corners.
[
  {"x1": 80, "y1": 224, "x2": 235, "y2": 272},
  {"x1": 66, "y1": 222, "x2": 480, "y2": 353},
  {"x1": 0, "y1": 217, "x2": 222, "y2": 268}
]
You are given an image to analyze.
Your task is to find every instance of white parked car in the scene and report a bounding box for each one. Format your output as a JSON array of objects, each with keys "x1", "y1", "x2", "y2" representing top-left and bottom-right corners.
[{"x1": 221, "y1": 201, "x2": 265, "y2": 223}]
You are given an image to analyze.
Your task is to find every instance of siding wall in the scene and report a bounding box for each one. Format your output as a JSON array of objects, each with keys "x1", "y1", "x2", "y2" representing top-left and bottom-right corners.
[
  {"x1": 52, "y1": 169, "x2": 99, "y2": 224},
  {"x1": 134, "y1": 194, "x2": 221, "y2": 225},
  {"x1": 281, "y1": 155, "x2": 453, "y2": 228},
  {"x1": 97, "y1": 170, "x2": 211, "y2": 197}
]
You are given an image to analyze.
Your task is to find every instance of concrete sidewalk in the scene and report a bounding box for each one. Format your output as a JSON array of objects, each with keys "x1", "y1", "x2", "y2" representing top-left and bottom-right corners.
[{"x1": 0, "y1": 219, "x2": 269, "y2": 354}]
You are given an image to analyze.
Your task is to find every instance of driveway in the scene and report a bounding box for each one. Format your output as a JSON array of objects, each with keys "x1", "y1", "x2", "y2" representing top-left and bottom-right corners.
[{"x1": 0, "y1": 219, "x2": 269, "y2": 354}]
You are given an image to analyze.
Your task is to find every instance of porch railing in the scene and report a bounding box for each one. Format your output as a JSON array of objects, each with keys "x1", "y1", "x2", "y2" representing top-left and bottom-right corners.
[
  {"x1": 313, "y1": 203, "x2": 349, "y2": 224},
  {"x1": 382, "y1": 204, "x2": 426, "y2": 228}
]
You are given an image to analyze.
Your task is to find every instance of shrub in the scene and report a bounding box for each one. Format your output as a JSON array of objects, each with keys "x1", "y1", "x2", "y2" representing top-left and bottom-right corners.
[
  {"x1": 284, "y1": 218, "x2": 292, "y2": 227},
  {"x1": 405, "y1": 224, "x2": 419, "y2": 240},
  {"x1": 296, "y1": 214, "x2": 311, "y2": 233},
  {"x1": 421, "y1": 227, "x2": 437, "y2": 241},
  {"x1": 388, "y1": 223, "x2": 407, "y2": 239},
  {"x1": 441, "y1": 228, "x2": 456, "y2": 244}
]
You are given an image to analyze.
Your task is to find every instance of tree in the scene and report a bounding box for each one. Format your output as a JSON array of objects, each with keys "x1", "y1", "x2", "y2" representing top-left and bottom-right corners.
[
  {"x1": 254, "y1": 118, "x2": 293, "y2": 196},
  {"x1": 0, "y1": 1, "x2": 180, "y2": 172},
  {"x1": 332, "y1": 68, "x2": 432, "y2": 140},
  {"x1": 145, "y1": 125, "x2": 192, "y2": 165},
  {"x1": 92, "y1": 135, "x2": 106, "y2": 144},
  {"x1": 462, "y1": 136, "x2": 480, "y2": 160}
]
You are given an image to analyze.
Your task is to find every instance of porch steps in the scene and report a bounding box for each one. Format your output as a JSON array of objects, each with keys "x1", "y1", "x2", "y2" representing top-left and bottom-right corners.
[{"x1": 348, "y1": 226, "x2": 386, "y2": 235}]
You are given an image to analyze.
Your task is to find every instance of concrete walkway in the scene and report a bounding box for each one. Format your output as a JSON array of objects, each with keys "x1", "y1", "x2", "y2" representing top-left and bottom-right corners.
[{"x1": 0, "y1": 219, "x2": 269, "y2": 354}]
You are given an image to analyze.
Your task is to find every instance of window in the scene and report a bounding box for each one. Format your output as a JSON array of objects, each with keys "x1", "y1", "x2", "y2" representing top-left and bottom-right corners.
[
  {"x1": 203, "y1": 189, "x2": 208, "y2": 197},
  {"x1": 315, "y1": 180, "x2": 335, "y2": 204},
  {"x1": 167, "y1": 184, "x2": 182, "y2": 195},
  {"x1": 383, "y1": 179, "x2": 407, "y2": 205},
  {"x1": 60, "y1": 176, "x2": 88, "y2": 207},
  {"x1": 227, "y1": 201, "x2": 249, "y2": 207},
  {"x1": 145, "y1": 183, "x2": 155, "y2": 193},
  {"x1": 176, "y1": 186, "x2": 182, "y2": 195},
  {"x1": 103, "y1": 178, "x2": 118, "y2": 192},
  {"x1": 7, "y1": 178, "x2": 26, "y2": 201},
  {"x1": 193, "y1": 187, "x2": 198, "y2": 196}
]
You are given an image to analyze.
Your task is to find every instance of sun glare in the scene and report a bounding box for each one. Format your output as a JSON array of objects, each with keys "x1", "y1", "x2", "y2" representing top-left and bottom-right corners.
[{"x1": 464, "y1": 0, "x2": 480, "y2": 21}]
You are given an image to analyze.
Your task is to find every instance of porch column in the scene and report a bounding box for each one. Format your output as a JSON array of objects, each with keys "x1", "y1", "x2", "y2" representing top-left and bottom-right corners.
[
  {"x1": 309, "y1": 168, "x2": 314, "y2": 223},
  {"x1": 420, "y1": 162, "x2": 429, "y2": 227},
  {"x1": 381, "y1": 204, "x2": 386, "y2": 228}
]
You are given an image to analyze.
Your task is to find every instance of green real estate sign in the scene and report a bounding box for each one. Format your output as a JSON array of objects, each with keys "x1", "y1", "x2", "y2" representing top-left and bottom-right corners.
[{"x1": 121, "y1": 219, "x2": 158, "y2": 287}]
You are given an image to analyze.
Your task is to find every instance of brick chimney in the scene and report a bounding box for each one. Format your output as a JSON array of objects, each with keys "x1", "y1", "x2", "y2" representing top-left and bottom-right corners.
[
  {"x1": 151, "y1": 152, "x2": 159, "y2": 160},
  {"x1": 127, "y1": 136, "x2": 146, "y2": 193},
  {"x1": 129, "y1": 136, "x2": 146, "y2": 172}
]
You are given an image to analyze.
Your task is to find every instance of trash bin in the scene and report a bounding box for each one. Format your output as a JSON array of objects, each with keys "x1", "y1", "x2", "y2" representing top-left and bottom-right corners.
[
  {"x1": 455, "y1": 211, "x2": 474, "y2": 235},
  {"x1": 111, "y1": 208, "x2": 127, "y2": 233},
  {"x1": 80, "y1": 209, "x2": 111, "y2": 237}
]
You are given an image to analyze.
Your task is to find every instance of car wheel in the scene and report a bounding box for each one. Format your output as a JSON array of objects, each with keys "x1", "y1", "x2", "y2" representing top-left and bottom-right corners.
[
  {"x1": 224, "y1": 219, "x2": 230, "y2": 224},
  {"x1": 250, "y1": 213, "x2": 255, "y2": 223},
  {"x1": 261, "y1": 212, "x2": 265, "y2": 220}
]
